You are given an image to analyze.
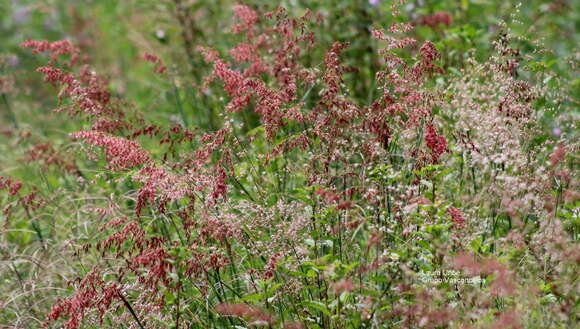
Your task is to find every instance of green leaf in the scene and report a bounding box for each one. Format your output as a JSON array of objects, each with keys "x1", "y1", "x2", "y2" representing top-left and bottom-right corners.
[
  {"x1": 240, "y1": 293, "x2": 264, "y2": 302},
  {"x1": 266, "y1": 283, "x2": 283, "y2": 295},
  {"x1": 302, "y1": 301, "x2": 331, "y2": 316}
]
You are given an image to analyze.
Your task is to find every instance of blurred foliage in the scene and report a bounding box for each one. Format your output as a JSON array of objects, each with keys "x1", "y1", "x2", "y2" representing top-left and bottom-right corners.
[{"x1": 0, "y1": 0, "x2": 578, "y2": 328}]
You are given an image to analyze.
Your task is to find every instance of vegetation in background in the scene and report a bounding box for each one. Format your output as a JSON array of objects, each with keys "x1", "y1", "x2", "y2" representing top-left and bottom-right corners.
[{"x1": 1, "y1": 1, "x2": 578, "y2": 328}]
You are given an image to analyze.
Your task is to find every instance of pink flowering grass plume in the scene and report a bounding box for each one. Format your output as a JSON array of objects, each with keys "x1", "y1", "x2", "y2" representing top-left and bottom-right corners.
[
  {"x1": 215, "y1": 302, "x2": 276, "y2": 326},
  {"x1": 419, "y1": 12, "x2": 452, "y2": 29},
  {"x1": 453, "y1": 252, "x2": 517, "y2": 297},
  {"x1": 549, "y1": 142, "x2": 567, "y2": 166},
  {"x1": 143, "y1": 52, "x2": 167, "y2": 74},
  {"x1": 21, "y1": 40, "x2": 132, "y2": 133},
  {"x1": 0, "y1": 176, "x2": 22, "y2": 196},
  {"x1": 46, "y1": 269, "x2": 121, "y2": 329},
  {"x1": 23, "y1": 141, "x2": 80, "y2": 175},
  {"x1": 332, "y1": 278, "x2": 357, "y2": 293},
  {"x1": 283, "y1": 321, "x2": 305, "y2": 329},
  {"x1": 69, "y1": 131, "x2": 151, "y2": 171},
  {"x1": 232, "y1": 5, "x2": 259, "y2": 35},
  {"x1": 133, "y1": 165, "x2": 187, "y2": 216},
  {"x1": 21, "y1": 39, "x2": 80, "y2": 66},
  {"x1": 446, "y1": 206, "x2": 467, "y2": 228},
  {"x1": 424, "y1": 123, "x2": 449, "y2": 163}
]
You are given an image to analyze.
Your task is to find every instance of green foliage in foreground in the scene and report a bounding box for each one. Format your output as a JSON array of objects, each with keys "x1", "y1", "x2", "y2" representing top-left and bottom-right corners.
[{"x1": 0, "y1": 1, "x2": 578, "y2": 328}]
